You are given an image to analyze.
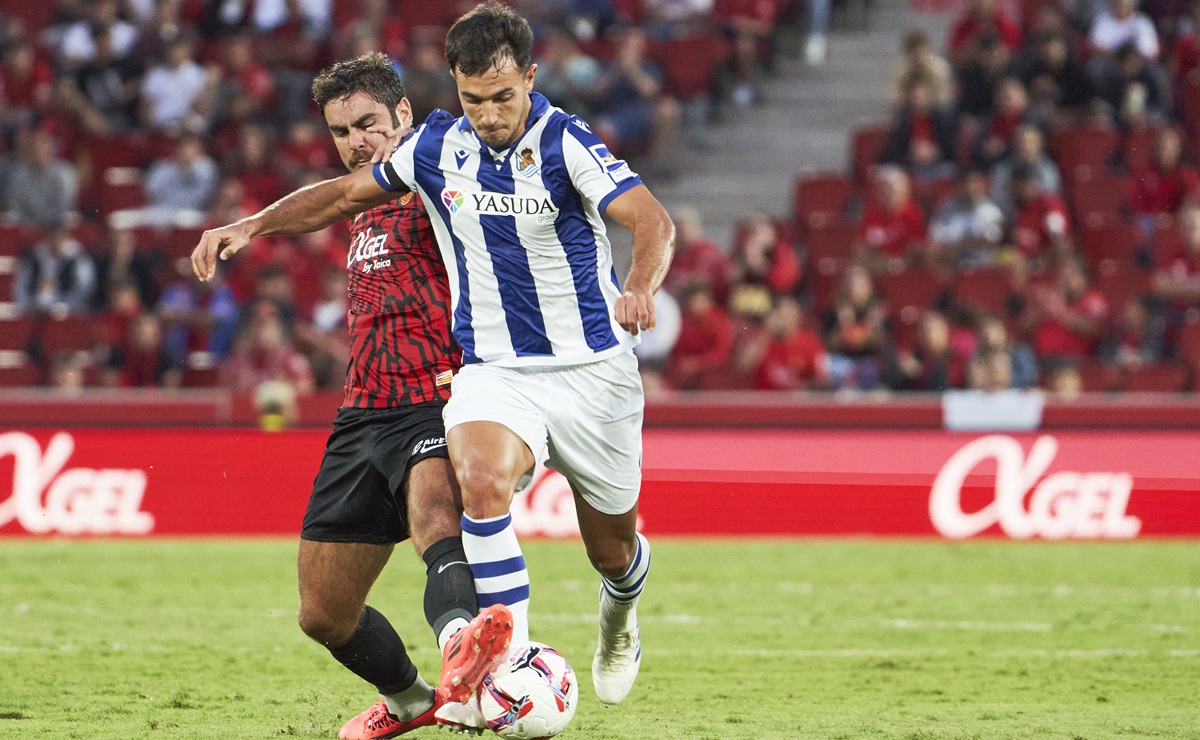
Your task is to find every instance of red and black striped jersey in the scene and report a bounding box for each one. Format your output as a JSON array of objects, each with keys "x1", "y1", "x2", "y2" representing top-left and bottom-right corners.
[{"x1": 342, "y1": 192, "x2": 457, "y2": 408}]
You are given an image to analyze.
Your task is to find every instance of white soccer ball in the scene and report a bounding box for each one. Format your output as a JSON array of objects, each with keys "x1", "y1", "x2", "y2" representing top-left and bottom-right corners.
[{"x1": 477, "y1": 642, "x2": 579, "y2": 739}]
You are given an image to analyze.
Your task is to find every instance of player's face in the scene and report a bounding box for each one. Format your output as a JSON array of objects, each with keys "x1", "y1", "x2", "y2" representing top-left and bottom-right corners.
[
  {"x1": 453, "y1": 61, "x2": 537, "y2": 150},
  {"x1": 323, "y1": 91, "x2": 413, "y2": 172}
]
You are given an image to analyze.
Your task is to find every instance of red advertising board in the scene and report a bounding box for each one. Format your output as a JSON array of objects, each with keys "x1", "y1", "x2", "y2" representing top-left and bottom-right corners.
[{"x1": 1, "y1": 428, "x2": 1198, "y2": 539}]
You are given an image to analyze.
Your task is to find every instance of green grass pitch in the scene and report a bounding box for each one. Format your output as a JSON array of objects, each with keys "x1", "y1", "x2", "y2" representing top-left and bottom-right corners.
[{"x1": 1, "y1": 538, "x2": 1199, "y2": 739}]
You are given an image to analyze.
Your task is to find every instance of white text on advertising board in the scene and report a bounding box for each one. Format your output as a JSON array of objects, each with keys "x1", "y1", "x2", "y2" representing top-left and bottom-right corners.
[
  {"x1": 0, "y1": 432, "x2": 154, "y2": 535},
  {"x1": 930, "y1": 435, "x2": 1141, "y2": 540}
]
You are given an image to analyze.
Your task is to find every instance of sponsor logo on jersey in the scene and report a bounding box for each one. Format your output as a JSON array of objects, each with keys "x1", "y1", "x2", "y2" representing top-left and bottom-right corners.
[
  {"x1": 348, "y1": 229, "x2": 391, "y2": 272},
  {"x1": 929, "y1": 435, "x2": 1141, "y2": 540},
  {"x1": 516, "y1": 147, "x2": 540, "y2": 178},
  {"x1": 454, "y1": 149, "x2": 469, "y2": 169},
  {"x1": 0, "y1": 432, "x2": 155, "y2": 535},
  {"x1": 442, "y1": 189, "x2": 465, "y2": 213},
  {"x1": 413, "y1": 437, "x2": 447, "y2": 456}
]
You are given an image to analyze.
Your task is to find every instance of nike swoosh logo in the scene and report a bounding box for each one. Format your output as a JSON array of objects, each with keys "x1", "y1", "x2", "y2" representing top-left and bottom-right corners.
[
  {"x1": 454, "y1": 150, "x2": 468, "y2": 169},
  {"x1": 438, "y1": 561, "x2": 469, "y2": 574}
]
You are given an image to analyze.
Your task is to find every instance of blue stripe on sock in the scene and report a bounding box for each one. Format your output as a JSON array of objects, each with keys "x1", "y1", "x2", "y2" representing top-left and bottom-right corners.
[
  {"x1": 477, "y1": 584, "x2": 531, "y2": 608},
  {"x1": 608, "y1": 569, "x2": 648, "y2": 596},
  {"x1": 461, "y1": 514, "x2": 513, "y2": 537},
  {"x1": 613, "y1": 538, "x2": 644, "y2": 584},
  {"x1": 470, "y1": 556, "x2": 527, "y2": 579}
]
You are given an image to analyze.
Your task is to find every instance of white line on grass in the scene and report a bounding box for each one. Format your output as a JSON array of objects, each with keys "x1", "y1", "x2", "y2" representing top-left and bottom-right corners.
[{"x1": 881, "y1": 618, "x2": 1053, "y2": 632}]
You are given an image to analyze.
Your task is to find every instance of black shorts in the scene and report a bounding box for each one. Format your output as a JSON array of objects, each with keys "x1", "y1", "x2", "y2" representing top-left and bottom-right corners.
[{"x1": 301, "y1": 403, "x2": 449, "y2": 545}]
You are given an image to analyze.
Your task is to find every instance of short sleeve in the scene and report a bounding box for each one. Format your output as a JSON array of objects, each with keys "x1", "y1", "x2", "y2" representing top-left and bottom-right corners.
[
  {"x1": 373, "y1": 127, "x2": 422, "y2": 193},
  {"x1": 561, "y1": 116, "x2": 642, "y2": 213}
]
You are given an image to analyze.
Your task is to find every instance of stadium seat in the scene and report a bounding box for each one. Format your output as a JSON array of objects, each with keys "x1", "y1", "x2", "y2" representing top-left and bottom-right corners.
[
  {"x1": 1080, "y1": 219, "x2": 1143, "y2": 271},
  {"x1": 0, "y1": 317, "x2": 35, "y2": 352},
  {"x1": 1178, "y1": 72, "x2": 1200, "y2": 142},
  {"x1": 952, "y1": 266, "x2": 1013, "y2": 315},
  {"x1": 395, "y1": 0, "x2": 460, "y2": 30},
  {"x1": 1073, "y1": 359, "x2": 1120, "y2": 393},
  {"x1": 1122, "y1": 124, "x2": 1158, "y2": 172},
  {"x1": 1069, "y1": 173, "x2": 1130, "y2": 225},
  {"x1": 653, "y1": 36, "x2": 730, "y2": 101},
  {"x1": 0, "y1": 363, "x2": 40, "y2": 386},
  {"x1": 98, "y1": 173, "x2": 147, "y2": 217},
  {"x1": 1095, "y1": 266, "x2": 1153, "y2": 313},
  {"x1": 1052, "y1": 126, "x2": 1120, "y2": 182},
  {"x1": 808, "y1": 261, "x2": 844, "y2": 313},
  {"x1": 38, "y1": 316, "x2": 96, "y2": 356},
  {"x1": 793, "y1": 172, "x2": 853, "y2": 234},
  {"x1": 850, "y1": 123, "x2": 890, "y2": 185},
  {"x1": 0, "y1": 270, "x2": 13, "y2": 303},
  {"x1": 166, "y1": 228, "x2": 207, "y2": 261},
  {"x1": 1123, "y1": 362, "x2": 1189, "y2": 392},
  {"x1": 882, "y1": 268, "x2": 945, "y2": 323},
  {"x1": 0, "y1": 225, "x2": 34, "y2": 258},
  {"x1": 82, "y1": 133, "x2": 150, "y2": 180},
  {"x1": 182, "y1": 364, "x2": 222, "y2": 388},
  {"x1": 803, "y1": 222, "x2": 857, "y2": 264}
]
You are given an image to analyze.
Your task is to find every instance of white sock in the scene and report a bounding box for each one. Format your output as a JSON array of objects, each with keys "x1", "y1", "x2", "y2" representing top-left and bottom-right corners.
[
  {"x1": 438, "y1": 617, "x2": 470, "y2": 652},
  {"x1": 601, "y1": 533, "x2": 650, "y2": 613},
  {"x1": 461, "y1": 513, "x2": 530, "y2": 645},
  {"x1": 383, "y1": 674, "x2": 434, "y2": 721}
]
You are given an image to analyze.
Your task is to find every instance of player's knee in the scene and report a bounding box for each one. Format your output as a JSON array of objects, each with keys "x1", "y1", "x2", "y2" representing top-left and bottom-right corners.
[
  {"x1": 297, "y1": 604, "x2": 355, "y2": 646},
  {"x1": 586, "y1": 538, "x2": 636, "y2": 579},
  {"x1": 455, "y1": 463, "x2": 514, "y2": 517}
]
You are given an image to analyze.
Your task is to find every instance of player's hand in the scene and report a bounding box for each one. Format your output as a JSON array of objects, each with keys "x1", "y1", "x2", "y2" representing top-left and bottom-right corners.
[
  {"x1": 191, "y1": 223, "x2": 252, "y2": 282},
  {"x1": 615, "y1": 288, "x2": 655, "y2": 336},
  {"x1": 368, "y1": 124, "x2": 406, "y2": 165}
]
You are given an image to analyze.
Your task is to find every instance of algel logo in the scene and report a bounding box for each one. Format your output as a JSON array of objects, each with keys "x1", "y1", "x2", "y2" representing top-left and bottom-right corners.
[
  {"x1": 929, "y1": 435, "x2": 1141, "y2": 540},
  {"x1": 347, "y1": 230, "x2": 389, "y2": 268},
  {"x1": 0, "y1": 432, "x2": 155, "y2": 535}
]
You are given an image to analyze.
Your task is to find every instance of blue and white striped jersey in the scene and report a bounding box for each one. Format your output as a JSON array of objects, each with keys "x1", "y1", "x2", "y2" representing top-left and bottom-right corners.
[{"x1": 372, "y1": 92, "x2": 642, "y2": 367}]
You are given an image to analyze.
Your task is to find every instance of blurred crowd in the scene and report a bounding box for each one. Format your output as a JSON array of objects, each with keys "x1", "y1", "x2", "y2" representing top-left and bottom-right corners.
[
  {"x1": 643, "y1": 0, "x2": 1200, "y2": 396},
  {"x1": 0, "y1": 0, "x2": 815, "y2": 398}
]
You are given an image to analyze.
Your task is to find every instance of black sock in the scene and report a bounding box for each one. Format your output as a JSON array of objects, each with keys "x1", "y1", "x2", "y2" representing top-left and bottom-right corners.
[
  {"x1": 328, "y1": 606, "x2": 418, "y2": 696},
  {"x1": 422, "y1": 536, "x2": 478, "y2": 642}
]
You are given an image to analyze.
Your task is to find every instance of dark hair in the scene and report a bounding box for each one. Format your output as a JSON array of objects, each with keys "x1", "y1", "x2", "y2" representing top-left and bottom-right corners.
[
  {"x1": 311, "y1": 52, "x2": 406, "y2": 126},
  {"x1": 445, "y1": 1, "x2": 534, "y2": 76}
]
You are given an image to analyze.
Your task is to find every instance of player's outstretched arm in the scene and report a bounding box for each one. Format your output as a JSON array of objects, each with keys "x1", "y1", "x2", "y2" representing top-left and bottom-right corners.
[
  {"x1": 191, "y1": 165, "x2": 402, "y2": 281},
  {"x1": 606, "y1": 184, "x2": 675, "y2": 336}
]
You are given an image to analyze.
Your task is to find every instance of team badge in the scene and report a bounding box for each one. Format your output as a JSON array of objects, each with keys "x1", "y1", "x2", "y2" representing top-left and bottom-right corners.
[
  {"x1": 442, "y1": 189, "x2": 465, "y2": 213},
  {"x1": 516, "y1": 148, "x2": 540, "y2": 178}
]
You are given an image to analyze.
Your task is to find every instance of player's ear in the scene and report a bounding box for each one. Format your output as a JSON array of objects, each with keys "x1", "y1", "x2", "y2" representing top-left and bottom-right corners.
[
  {"x1": 395, "y1": 98, "x2": 413, "y2": 130},
  {"x1": 525, "y1": 63, "x2": 537, "y2": 91}
]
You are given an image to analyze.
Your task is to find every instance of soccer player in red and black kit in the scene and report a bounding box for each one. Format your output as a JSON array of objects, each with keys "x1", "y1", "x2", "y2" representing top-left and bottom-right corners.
[{"x1": 255, "y1": 55, "x2": 511, "y2": 739}]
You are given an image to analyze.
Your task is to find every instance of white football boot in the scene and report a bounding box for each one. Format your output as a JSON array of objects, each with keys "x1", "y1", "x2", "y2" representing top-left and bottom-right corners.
[{"x1": 591, "y1": 585, "x2": 641, "y2": 704}]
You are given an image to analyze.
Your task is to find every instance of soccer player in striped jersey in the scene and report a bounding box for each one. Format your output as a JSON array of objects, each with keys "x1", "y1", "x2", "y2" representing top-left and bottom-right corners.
[
  {"x1": 202, "y1": 57, "x2": 514, "y2": 739},
  {"x1": 193, "y1": 1, "x2": 674, "y2": 720}
]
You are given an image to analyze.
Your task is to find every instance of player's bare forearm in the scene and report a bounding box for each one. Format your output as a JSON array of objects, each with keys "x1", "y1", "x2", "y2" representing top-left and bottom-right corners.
[
  {"x1": 606, "y1": 184, "x2": 675, "y2": 334},
  {"x1": 192, "y1": 166, "x2": 400, "y2": 281}
]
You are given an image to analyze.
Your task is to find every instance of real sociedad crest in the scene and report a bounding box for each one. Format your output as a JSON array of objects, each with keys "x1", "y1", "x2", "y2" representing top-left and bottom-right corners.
[{"x1": 516, "y1": 148, "x2": 540, "y2": 178}]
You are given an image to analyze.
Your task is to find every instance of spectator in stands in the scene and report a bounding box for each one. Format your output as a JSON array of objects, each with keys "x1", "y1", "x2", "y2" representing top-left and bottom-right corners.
[
  {"x1": 143, "y1": 134, "x2": 217, "y2": 223},
  {"x1": 206, "y1": 176, "x2": 263, "y2": 228},
  {"x1": 1089, "y1": 0, "x2": 1160, "y2": 60},
  {"x1": 955, "y1": 32, "x2": 1014, "y2": 121},
  {"x1": 744, "y1": 296, "x2": 829, "y2": 390},
  {"x1": 929, "y1": 167, "x2": 1005, "y2": 268},
  {"x1": 403, "y1": 27, "x2": 462, "y2": 118},
  {"x1": 1097, "y1": 294, "x2": 1164, "y2": 367},
  {"x1": 58, "y1": 24, "x2": 144, "y2": 135},
  {"x1": 974, "y1": 78, "x2": 1042, "y2": 167},
  {"x1": 664, "y1": 205, "x2": 733, "y2": 306},
  {"x1": 14, "y1": 224, "x2": 98, "y2": 316},
  {"x1": 534, "y1": 25, "x2": 602, "y2": 117},
  {"x1": 140, "y1": 33, "x2": 218, "y2": 134},
  {"x1": 1018, "y1": 31, "x2": 1095, "y2": 120},
  {"x1": 643, "y1": 0, "x2": 715, "y2": 38},
  {"x1": 57, "y1": 0, "x2": 140, "y2": 70},
  {"x1": 105, "y1": 312, "x2": 181, "y2": 387},
  {"x1": 1096, "y1": 42, "x2": 1169, "y2": 128},
  {"x1": 966, "y1": 348, "x2": 1015, "y2": 390},
  {"x1": 222, "y1": 299, "x2": 315, "y2": 396},
  {"x1": 716, "y1": 0, "x2": 782, "y2": 97},
  {"x1": 94, "y1": 226, "x2": 163, "y2": 310},
  {"x1": 974, "y1": 313, "x2": 1039, "y2": 388},
  {"x1": 823, "y1": 263, "x2": 887, "y2": 389},
  {"x1": 947, "y1": 0, "x2": 1022, "y2": 66},
  {"x1": 1153, "y1": 202, "x2": 1200, "y2": 312},
  {"x1": 1010, "y1": 163, "x2": 1072, "y2": 260},
  {"x1": 858, "y1": 166, "x2": 928, "y2": 267},
  {"x1": 665, "y1": 280, "x2": 735, "y2": 390},
  {"x1": 48, "y1": 352, "x2": 89, "y2": 393},
  {"x1": 591, "y1": 25, "x2": 682, "y2": 177},
  {"x1": 248, "y1": 263, "x2": 298, "y2": 331},
  {"x1": 3, "y1": 128, "x2": 79, "y2": 229},
  {"x1": 211, "y1": 30, "x2": 279, "y2": 131},
  {"x1": 879, "y1": 76, "x2": 958, "y2": 182},
  {"x1": 294, "y1": 267, "x2": 350, "y2": 388},
  {"x1": 882, "y1": 310, "x2": 961, "y2": 391},
  {"x1": 729, "y1": 212, "x2": 802, "y2": 310},
  {"x1": 990, "y1": 125, "x2": 1062, "y2": 219},
  {"x1": 157, "y1": 269, "x2": 240, "y2": 366},
  {"x1": 1129, "y1": 126, "x2": 1199, "y2": 226},
  {"x1": 226, "y1": 124, "x2": 283, "y2": 207},
  {"x1": 1025, "y1": 256, "x2": 1109, "y2": 362},
  {"x1": 1043, "y1": 359, "x2": 1083, "y2": 398},
  {"x1": 890, "y1": 30, "x2": 954, "y2": 110},
  {"x1": 0, "y1": 38, "x2": 54, "y2": 133}
]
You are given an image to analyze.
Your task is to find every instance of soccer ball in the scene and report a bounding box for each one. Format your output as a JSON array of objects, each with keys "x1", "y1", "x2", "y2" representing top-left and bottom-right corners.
[{"x1": 477, "y1": 642, "x2": 578, "y2": 739}]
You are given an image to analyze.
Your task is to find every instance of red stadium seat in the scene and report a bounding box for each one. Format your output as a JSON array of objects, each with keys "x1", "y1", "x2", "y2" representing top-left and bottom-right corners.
[
  {"x1": 1123, "y1": 363, "x2": 1189, "y2": 392},
  {"x1": 182, "y1": 364, "x2": 221, "y2": 388},
  {"x1": 1080, "y1": 219, "x2": 1143, "y2": 272},
  {"x1": 653, "y1": 36, "x2": 730, "y2": 100},
  {"x1": 882, "y1": 268, "x2": 944, "y2": 322},
  {"x1": 0, "y1": 225, "x2": 35, "y2": 258},
  {"x1": 98, "y1": 176, "x2": 147, "y2": 217},
  {"x1": 82, "y1": 133, "x2": 150, "y2": 181},
  {"x1": 808, "y1": 261, "x2": 844, "y2": 313},
  {"x1": 0, "y1": 317, "x2": 36, "y2": 352},
  {"x1": 39, "y1": 316, "x2": 96, "y2": 355},
  {"x1": 1077, "y1": 360, "x2": 1121, "y2": 393},
  {"x1": 1052, "y1": 126, "x2": 1119, "y2": 181},
  {"x1": 1069, "y1": 173, "x2": 1130, "y2": 225},
  {"x1": 166, "y1": 228, "x2": 207, "y2": 261},
  {"x1": 1095, "y1": 266, "x2": 1153, "y2": 314},
  {"x1": 850, "y1": 123, "x2": 890, "y2": 185},
  {"x1": 804, "y1": 222, "x2": 857, "y2": 264},
  {"x1": 953, "y1": 267, "x2": 1013, "y2": 315},
  {"x1": 0, "y1": 363, "x2": 40, "y2": 387},
  {"x1": 793, "y1": 172, "x2": 853, "y2": 234},
  {"x1": 0, "y1": 271, "x2": 13, "y2": 303},
  {"x1": 395, "y1": 0, "x2": 459, "y2": 30},
  {"x1": 1122, "y1": 124, "x2": 1158, "y2": 172}
]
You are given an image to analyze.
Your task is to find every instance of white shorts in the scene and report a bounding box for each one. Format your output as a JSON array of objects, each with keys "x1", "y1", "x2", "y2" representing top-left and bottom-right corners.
[{"x1": 442, "y1": 351, "x2": 644, "y2": 515}]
